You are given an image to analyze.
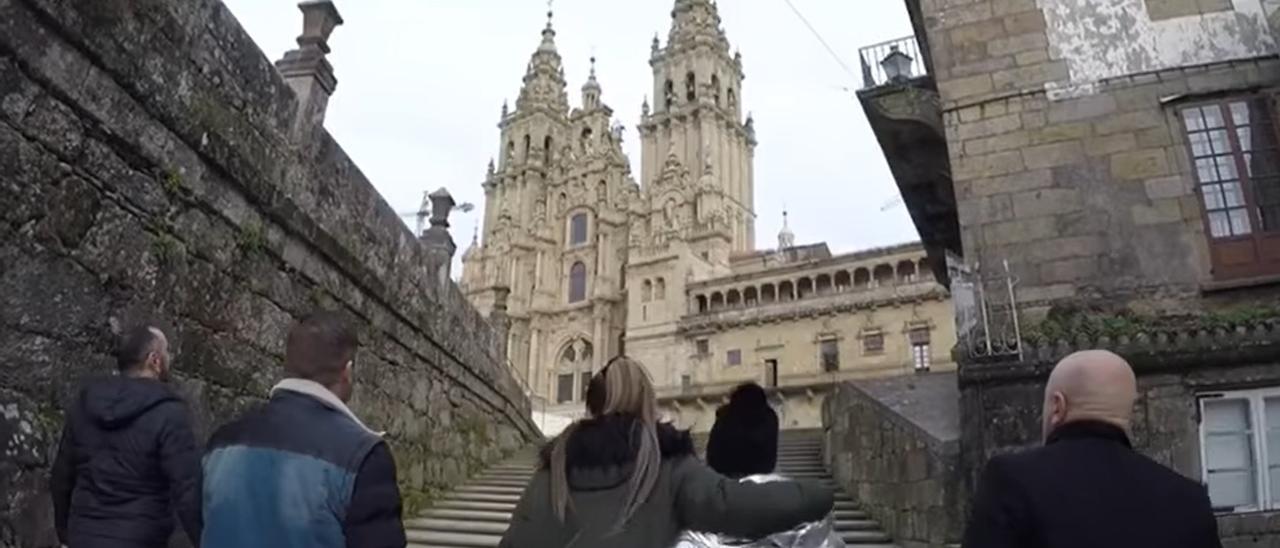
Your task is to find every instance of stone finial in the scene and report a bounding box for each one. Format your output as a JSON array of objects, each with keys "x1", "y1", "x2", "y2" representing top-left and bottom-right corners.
[
  {"x1": 428, "y1": 187, "x2": 457, "y2": 229},
  {"x1": 641, "y1": 95, "x2": 650, "y2": 116},
  {"x1": 296, "y1": 1, "x2": 344, "y2": 53},
  {"x1": 276, "y1": 1, "x2": 343, "y2": 142}
]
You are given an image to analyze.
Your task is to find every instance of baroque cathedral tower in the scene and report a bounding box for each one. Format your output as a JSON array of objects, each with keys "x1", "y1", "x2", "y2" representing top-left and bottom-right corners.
[{"x1": 461, "y1": 0, "x2": 759, "y2": 406}]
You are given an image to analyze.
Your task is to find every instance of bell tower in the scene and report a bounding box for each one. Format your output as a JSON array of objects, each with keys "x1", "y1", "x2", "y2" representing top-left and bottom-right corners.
[{"x1": 638, "y1": 0, "x2": 757, "y2": 252}]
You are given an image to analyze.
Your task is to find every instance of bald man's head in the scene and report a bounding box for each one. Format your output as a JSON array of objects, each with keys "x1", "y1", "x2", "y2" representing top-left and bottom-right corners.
[{"x1": 1041, "y1": 350, "x2": 1138, "y2": 442}]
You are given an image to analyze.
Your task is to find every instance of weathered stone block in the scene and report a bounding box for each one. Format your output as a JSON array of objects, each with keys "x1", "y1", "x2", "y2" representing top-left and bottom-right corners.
[
  {"x1": 942, "y1": 1, "x2": 995, "y2": 26},
  {"x1": 1029, "y1": 235, "x2": 1106, "y2": 260},
  {"x1": 958, "y1": 194, "x2": 1016, "y2": 225},
  {"x1": 1145, "y1": 175, "x2": 1192, "y2": 200},
  {"x1": 1111, "y1": 149, "x2": 1172, "y2": 180},
  {"x1": 940, "y1": 73, "x2": 995, "y2": 102},
  {"x1": 967, "y1": 168, "x2": 1053, "y2": 197},
  {"x1": 991, "y1": 61, "x2": 1069, "y2": 90},
  {"x1": 993, "y1": 0, "x2": 1038, "y2": 14},
  {"x1": 1003, "y1": 9, "x2": 1047, "y2": 34},
  {"x1": 954, "y1": 150, "x2": 1025, "y2": 180},
  {"x1": 1041, "y1": 257, "x2": 1099, "y2": 283},
  {"x1": 1024, "y1": 141, "x2": 1085, "y2": 169},
  {"x1": 1145, "y1": 0, "x2": 1201, "y2": 20},
  {"x1": 987, "y1": 31, "x2": 1048, "y2": 57},
  {"x1": 1028, "y1": 122, "x2": 1091, "y2": 145},
  {"x1": 1095, "y1": 110, "x2": 1166, "y2": 136},
  {"x1": 964, "y1": 130, "x2": 1030, "y2": 155},
  {"x1": 1084, "y1": 132, "x2": 1139, "y2": 156},
  {"x1": 950, "y1": 19, "x2": 1008, "y2": 47},
  {"x1": 955, "y1": 113, "x2": 1023, "y2": 140},
  {"x1": 1047, "y1": 94, "x2": 1118, "y2": 124},
  {"x1": 982, "y1": 216, "x2": 1058, "y2": 245},
  {"x1": 1015, "y1": 49, "x2": 1051, "y2": 66},
  {"x1": 1131, "y1": 199, "x2": 1184, "y2": 225}
]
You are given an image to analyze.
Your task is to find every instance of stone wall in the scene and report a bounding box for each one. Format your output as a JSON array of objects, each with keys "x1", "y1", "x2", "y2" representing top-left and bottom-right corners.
[
  {"x1": 823, "y1": 374, "x2": 965, "y2": 548},
  {"x1": 0, "y1": 0, "x2": 539, "y2": 546},
  {"x1": 919, "y1": 0, "x2": 1280, "y2": 312},
  {"x1": 961, "y1": 334, "x2": 1280, "y2": 547}
]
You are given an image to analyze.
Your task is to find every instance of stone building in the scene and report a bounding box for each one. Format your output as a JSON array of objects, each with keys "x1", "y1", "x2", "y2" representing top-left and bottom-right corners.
[
  {"x1": 853, "y1": 0, "x2": 1280, "y2": 545},
  {"x1": 460, "y1": 0, "x2": 957, "y2": 432}
]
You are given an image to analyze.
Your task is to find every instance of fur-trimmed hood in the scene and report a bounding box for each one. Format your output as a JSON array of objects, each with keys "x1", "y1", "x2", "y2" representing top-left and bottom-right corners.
[{"x1": 538, "y1": 414, "x2": 696, "y2": 490}]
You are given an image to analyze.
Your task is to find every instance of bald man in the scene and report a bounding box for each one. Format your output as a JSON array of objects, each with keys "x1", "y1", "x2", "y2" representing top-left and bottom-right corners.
[{"x1": 962, "y1": 350, "x2": 1221, "y2": 548}]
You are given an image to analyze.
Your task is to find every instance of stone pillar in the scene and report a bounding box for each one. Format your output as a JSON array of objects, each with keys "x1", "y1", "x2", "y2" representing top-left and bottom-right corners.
[
  {"x1": 275, "y1": 0, "x2": 343, "y2": 142},
  {"x1": 490, "y1": 286, "x2": 512, "y2": 364},
  {"x1": 420, "y1": 188, "x2": 459, "y2": 289}
]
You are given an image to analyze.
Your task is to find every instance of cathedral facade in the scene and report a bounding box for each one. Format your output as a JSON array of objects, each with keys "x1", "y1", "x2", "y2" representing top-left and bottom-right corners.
[{"x1": 460, "y1": 0, "x2": 956, "y2": 432}]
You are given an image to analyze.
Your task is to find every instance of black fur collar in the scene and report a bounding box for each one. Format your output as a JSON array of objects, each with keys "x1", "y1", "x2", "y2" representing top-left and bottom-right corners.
[{"x1": 538, "y1": 414, "x2": 696, "y2": 470}]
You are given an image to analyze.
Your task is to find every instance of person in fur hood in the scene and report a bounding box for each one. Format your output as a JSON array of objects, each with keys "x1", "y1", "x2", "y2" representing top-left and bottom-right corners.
[
  {"x1": 499, "y1": 357, "x2": 834, "y2": 548},
  {"x1": 674, "y1": 382, "x2": 845, "y2": 548}
]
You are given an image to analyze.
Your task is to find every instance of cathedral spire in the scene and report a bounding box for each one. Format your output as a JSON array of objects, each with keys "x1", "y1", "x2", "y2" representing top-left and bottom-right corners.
[
  {"x1": 515, "y1": 5, "x2": 569, "y2": 114},
  {"x1": 581, "y1": 56, "x2": 602, "y2": 110},
  {"x1": 667, "y1": 0, "x2": 729, "y2": 53},
  {"x1": 778, "y1": 208, "x2": 796, "y2": 249}
]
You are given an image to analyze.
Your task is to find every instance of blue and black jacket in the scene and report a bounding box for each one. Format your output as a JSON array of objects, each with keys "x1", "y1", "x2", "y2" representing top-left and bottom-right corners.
[{"x1": 201, "y1": 382, "x2": 406, "y2": 548}]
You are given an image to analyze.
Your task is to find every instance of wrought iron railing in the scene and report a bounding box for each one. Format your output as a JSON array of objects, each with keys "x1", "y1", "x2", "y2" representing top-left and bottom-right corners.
[
  {"x1": 858, "y1": 35, "x2": 928, "y2": 89},
  {"x1": 950, "y1": 257, "x2": 1024, "y2": 360}
]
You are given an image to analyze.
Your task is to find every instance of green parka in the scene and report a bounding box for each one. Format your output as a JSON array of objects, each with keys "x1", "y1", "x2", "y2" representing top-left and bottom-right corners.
[{"x1": 499, "y1": 415, "x2": 835, "y2": 548}]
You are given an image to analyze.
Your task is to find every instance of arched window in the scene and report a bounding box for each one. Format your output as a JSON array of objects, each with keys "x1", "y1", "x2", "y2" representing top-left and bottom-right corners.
[
  {"x1": 853, "y1": 268, "x2": 871, "y2": 289},
  {"x1": 505, "y1": 140, "x2": 515, "y2": 165},
  {"x1": 569, "y1": 262, "x2": 587, "y2": 303},
  {"x1": 761, "y1": 284, "x2": 776, "y2": 303},
  {"x1": 727, "y1": 88, "x2": 737, "y2": 109},
  {"x1": 696, "y1": 295, "x2": 708, "y2": 313},
  {"x1": 642, "y1": 279, "x2": 653, "y2": 302},
  {"x1": 523, "y1": 134, "x2": 531, "y2": 159},
  {"x1": 834, "y1": 271, "x2": 852, "y2": 291},
  {"x1": 569, "y1": 213, "x2": 589, "y2": 245},
  {"x1": 797, "y1": 277, "x2": 814, "y2": 299},
  {"x1": 711, "y1": 74, "x2": 721, "y2": 106},
  {"x1": 664, "y1": 79, "x2": 675, "y2": 109},
  {"x1": 544, "y1": 135, "x2": 554, "y2": 164},
  {"x1": 655, "y1": 278, "x2": 666, "y2": 300},
  {"x1": 779, "y1": 281, "x2": 795, "y2": 301},
  {"x1": 744, "y1": 286, "x2": 758, "y2": 306},
  {"x1": 685, "y1": 72, "x2": 696, "y2": 102},
  {"x1": 726, "y1": 289, "x2": 741, "y2": 307},
  {"x1": 919, "y1": 258, "x2": 933, "y2": 280},
  {"x1": 815, "y1": 274, "x2": 832, "y2": 294},
  {"x1": 710, "y1": 292, "x2": 725, "y2": 309},
  {"x1": 597, "y1": 180, "x2": 608, "y2": 202},
  {"x1": 873, "y1": 264, "x2": 895, "y2": 286},
  {"x1": 897, "y1": 260, "x2": 918, "y2": 283},
  {"x1": 581, "y1": 127, "x2": 593, "y2": 152}
]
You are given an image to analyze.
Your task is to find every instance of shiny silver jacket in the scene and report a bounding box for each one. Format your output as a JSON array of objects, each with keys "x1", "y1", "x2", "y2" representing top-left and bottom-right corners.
[{"x1": 672, "y1": 475, "x2": 846, "y2": 548}]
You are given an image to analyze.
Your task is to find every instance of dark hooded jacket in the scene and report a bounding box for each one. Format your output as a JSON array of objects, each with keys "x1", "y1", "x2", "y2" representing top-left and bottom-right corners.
[
  {"x1": 705, "y1": 383, "x2": 779, "y2": 479},
  {"x1": 499, "y1": 414, "x2": 833, "y2": 548},
  {"x1": 50, "y1": 376, "x2": 203, "y2": 548}
]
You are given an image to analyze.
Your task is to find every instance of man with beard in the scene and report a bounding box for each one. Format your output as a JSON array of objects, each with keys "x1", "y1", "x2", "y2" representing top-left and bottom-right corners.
[{"x1": 51, "y1": 325, "x2": 203, "y2": 548}]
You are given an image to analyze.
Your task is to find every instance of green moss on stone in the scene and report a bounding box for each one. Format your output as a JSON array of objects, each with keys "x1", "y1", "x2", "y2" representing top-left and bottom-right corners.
[
  {"x1": 1021, "y1": 304, "x2": 1280, "y2": 345},
  {"x1": 236, "y1": 222, "x2": 266, "y2": 255},
  {"x1": 151, "y1": 233, "x2": 185, "y2": 264}
]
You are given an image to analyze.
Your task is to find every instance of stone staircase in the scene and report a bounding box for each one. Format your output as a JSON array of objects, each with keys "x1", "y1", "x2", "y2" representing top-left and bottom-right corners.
[{"x1": 405, "y1": 431, "x2": 895, "y2": 547}]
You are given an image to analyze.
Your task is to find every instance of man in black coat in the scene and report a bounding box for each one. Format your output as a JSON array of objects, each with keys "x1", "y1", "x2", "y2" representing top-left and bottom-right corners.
[
  {"x1": 706, "y1": 382, "x2": 779, "y2": 479},
  {"x1": 963, "y1": 350, "x2": 1221, "y2": 548},
  {"x1": 51, "y1": 325, "x2": 203, "y2": 548}
]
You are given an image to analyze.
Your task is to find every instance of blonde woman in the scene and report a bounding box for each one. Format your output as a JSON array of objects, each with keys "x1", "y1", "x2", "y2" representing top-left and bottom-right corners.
[{"x1": 499, "y1": 356, "x2": 834, "y2": 548}]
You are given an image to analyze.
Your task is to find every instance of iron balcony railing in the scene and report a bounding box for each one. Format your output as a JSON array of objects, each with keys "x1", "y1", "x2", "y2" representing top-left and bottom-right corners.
[{"x1": 858, "y1": 35, "x2": 928, "y2": 89}]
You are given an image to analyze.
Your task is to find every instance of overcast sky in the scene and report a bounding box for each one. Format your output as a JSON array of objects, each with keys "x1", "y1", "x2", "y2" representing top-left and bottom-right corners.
[{"x1": 221, "y1": 0, "x2": 919, "y2": 266}]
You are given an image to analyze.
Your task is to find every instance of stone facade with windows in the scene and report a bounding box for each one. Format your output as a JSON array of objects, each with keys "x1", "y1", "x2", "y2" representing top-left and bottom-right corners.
[
  {"x1": 460, "y1": 0, "x2": 957, "y2": 433},
  {"x1": 857, "y1": 0, "x2": 1280, "y2": 544}
]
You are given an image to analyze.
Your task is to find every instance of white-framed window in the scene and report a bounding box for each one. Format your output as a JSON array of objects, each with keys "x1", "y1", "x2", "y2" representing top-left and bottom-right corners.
[
  {"x1": 726, "y1": 349, "x2": 742, "y2": 367},
  {"x1": 569, "y1": 212, "x2": 589, "y2": 245},
  {"x1": 819, "y1": 339, "x2": 839, "y2": 372},
  {"x1": 556, "y1": 373, "x2": 575, "y2": 404},
  {"x1": 909, "y1": 327, "x2": 931, "y2": 372},
  {"x1": 1199, "y1": 387, "x2": 1280, "y2": 512},
  {"x1": 695, "y1": 339, "x2": 709, "y2": 356}
]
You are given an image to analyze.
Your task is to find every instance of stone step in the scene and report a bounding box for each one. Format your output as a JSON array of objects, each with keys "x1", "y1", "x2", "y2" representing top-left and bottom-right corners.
[
  {"x1": 406, "y1": 529, "x2": 500, "y2": 548},
  {"x1": 407, "y1": 518, "x2": 508, "y2": 536},
  {"x1": 432, "y1": 500, "x2": 517, "y2": 512},
  {"x1": 466, "y1": 479, "x2": 530, "y2": 489},
  {"x1": 438, "y1": 492, "x2": 520, "y2": 504},
  {"x1": 421, "y1": 508, "x2": 512, "y2": 523},
  {"x1": 455, "y1": 485, "x2": 526, "y2": 495},
  {"x1": 841, "y1": 529, "x2": 893, "y2": 544}
]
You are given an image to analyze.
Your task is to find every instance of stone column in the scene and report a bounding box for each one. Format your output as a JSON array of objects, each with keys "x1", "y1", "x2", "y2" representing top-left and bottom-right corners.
[
  {"x1": 420, "y1": 188, "x2": 459, "y2": 290},
  {"x1": 490, "y1": 286, "x2": 512, "y2": 363},
  {"x1": 275, "y1": 0, "x2": 343, "y2": 142}
]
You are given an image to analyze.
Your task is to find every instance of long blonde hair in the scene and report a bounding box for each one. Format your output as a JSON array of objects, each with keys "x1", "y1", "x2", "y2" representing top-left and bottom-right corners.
[{"x1": 548, "y1": 356, "x2": 661, "y2": 534}]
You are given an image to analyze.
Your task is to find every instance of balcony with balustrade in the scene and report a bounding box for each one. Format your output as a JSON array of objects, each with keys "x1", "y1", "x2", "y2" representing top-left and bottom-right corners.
[{"x1": 857, "y1": 32, "x2": 960, "y2": 287}]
